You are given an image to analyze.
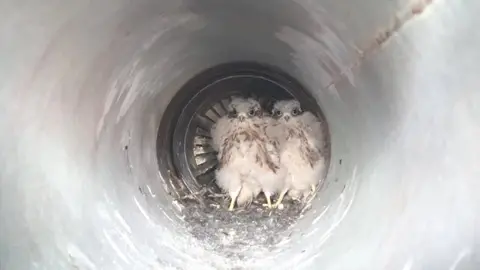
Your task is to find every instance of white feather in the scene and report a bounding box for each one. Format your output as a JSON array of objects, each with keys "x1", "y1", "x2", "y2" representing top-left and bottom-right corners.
[
  {"x1": 272, "y1": 99, "x2": 327, "y2": 200},
  {"x1": 211, "y1": 97, "x2": 284, "y2": 209},
  {"x1": 260, "y1": 115, "x2": 287, "y2": 197},
  {"x1": 210, "y1": 116, "x2": 230, "y2": 152}
]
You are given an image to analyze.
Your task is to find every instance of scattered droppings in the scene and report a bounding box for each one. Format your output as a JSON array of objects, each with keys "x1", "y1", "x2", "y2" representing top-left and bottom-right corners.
[
  {"x1": 180, "y1": 191, "x2": 306, "y2": 259},
  {"x1": 172, "y1": 200, "x2": 184, "y2": 212}
]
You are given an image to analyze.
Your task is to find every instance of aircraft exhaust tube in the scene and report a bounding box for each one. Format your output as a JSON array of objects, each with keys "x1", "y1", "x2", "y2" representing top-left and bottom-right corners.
[{"x1": 1, "y1": 0, "x2": 479, "y2": 269}]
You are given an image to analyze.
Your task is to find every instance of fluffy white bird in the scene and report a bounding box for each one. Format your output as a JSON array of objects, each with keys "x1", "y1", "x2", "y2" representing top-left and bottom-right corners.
[
  {"x1": 211, "y1": 97, "x2": 284, "y2": 210},
  {"x1": 269, "y1": 100, "x2": 327, "y2": 207}
]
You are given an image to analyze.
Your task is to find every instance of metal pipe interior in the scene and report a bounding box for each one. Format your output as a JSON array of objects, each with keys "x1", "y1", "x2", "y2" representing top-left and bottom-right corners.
[{"x1": 1, "y1": 0, "x2": 479, "y2": 269}]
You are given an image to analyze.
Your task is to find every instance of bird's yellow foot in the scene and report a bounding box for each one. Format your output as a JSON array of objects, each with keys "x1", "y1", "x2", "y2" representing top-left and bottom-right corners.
[
  {"x1": 304, "y1": 185, "x2": 318, "y2": 204},
  {"x1": 228, "y1": 198, "x2": 236, "y2": 211},
  {"x1": 228, "y1": 189, "x2": 241, "y2": 211},
  {"x1": 262, "y1": 193, "x2": 272, "y2": 209},
  {"x1": 308, "y1": 184, "x2": 317, "y2": 197},
  {"x1": 273, "y1": 189, "x2": 288, "y2": 208},
  {"x1": 262, "y1": 192, "x2": 273, "y2": 209}
]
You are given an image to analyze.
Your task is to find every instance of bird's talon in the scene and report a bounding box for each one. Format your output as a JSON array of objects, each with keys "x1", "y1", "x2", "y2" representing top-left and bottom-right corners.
[
  {"x1": 228, "y1": 198, "x2": 236, "y2": 211},
  {"x1": 273, "y1": 189, "x2": 288, "y2": 208},
  {"x1": 261, "y1": 203, "x2": 273, "y2": 209},
  {"x1": 265, "y1": 194, "x2": 273, "y2": 209}
]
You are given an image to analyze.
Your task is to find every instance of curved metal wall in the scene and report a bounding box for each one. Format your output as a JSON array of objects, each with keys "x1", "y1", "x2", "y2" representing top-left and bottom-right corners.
[{"x1": 1, "y1": 0, "x2": 478, "y2": 269}]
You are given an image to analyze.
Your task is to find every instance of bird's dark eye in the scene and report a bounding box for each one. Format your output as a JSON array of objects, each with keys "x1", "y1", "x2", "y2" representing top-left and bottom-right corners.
[
  {"x1": 273, "y1": 110, "x2": 283, "y2": 117},
  {"x1": 291, "y1": 108, "x2": 302, "y2": 116},
  {"x1": 248, "y1": 109, "x2": 255, "y2": 117},
  {"x1": 228, "y1": 109, "x2": 237, "y2": 118}
]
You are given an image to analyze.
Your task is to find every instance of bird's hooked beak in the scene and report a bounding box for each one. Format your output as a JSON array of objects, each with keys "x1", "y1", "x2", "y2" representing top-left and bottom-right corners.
[
  {"x1": 238, "y1": 114, "x2": 246, "y2": 122},
  {"x1": 284, "y1": 115, "x2": 291, "y2": 122}
]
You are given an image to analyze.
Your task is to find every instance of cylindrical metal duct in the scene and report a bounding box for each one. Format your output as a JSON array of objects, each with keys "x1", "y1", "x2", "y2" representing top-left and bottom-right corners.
[{"x1": 1, "y1": 0, "x2": 479, "y2": 269}]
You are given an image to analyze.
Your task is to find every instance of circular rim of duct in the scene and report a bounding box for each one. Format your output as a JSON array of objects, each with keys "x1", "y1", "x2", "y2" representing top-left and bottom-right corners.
[{"x1": 156, "y1": 61, "x2": 331, "y2": 201}]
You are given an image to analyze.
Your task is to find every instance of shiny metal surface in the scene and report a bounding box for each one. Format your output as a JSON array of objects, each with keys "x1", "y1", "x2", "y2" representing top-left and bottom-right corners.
[{"x1": 1, "y1": 0, "x2": 479, "y2": 269}]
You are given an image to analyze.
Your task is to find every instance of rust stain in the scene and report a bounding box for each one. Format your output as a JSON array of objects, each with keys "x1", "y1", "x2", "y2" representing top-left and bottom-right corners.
[
  {"x1": 369, "y1": 0, "x2": 435, "y2": 52},
  {"x1": 326, "y1": 0, "x2": 435, "y2": 89},
  {"x1": 412, "y1": 0, "x2": 433, "y2": 15}
]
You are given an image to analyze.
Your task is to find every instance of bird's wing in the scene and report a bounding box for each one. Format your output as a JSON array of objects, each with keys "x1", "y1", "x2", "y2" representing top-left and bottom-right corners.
[
  {"x1": 218, "y1": 137, "x2": 233, "y2": 168},
  {"x1": 211, "y1": 117, "x2": 231, "y2": 151},
  {"x1": 302, "y1": 143, "x2": 322, "y2": 168},
  {"x1": 301, "y1": 112, "x2": 325, "y2": 150}
]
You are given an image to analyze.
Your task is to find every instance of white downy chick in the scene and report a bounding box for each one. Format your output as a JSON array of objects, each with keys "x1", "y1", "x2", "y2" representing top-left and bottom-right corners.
[
  {"x1": 258, "y1": 113, "x2": 287, "y2": 208},
  {"x1": 270, "y1": 100, "x2": 327, "y2": 207},
  {"x1": 211, "y1": 97, "x2": 283, "y2": 210}
]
